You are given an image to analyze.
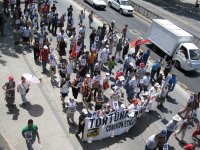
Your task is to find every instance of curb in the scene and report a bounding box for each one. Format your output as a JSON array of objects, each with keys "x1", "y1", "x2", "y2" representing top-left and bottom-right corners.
[{"x1": 0, "y1": 132, "x2": 14, "y2": 150}]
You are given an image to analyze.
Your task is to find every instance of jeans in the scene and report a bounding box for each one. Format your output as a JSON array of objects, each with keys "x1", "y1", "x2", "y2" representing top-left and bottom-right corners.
[
  {"x1": 27, "y1": 138, "x2": 36, "y2": 150},
  {"x1": 166, "y1": 130, "x2": 173, "y2": 141},
  {"x1": 26, "y1": 139, "x2": 35, "y2": 150},
  {"x1": 42, "y1": 61, "x2": 47, "y2": 73},
  {"x1": 21, "y1": 94, "x2": 27, "y2": 103}
]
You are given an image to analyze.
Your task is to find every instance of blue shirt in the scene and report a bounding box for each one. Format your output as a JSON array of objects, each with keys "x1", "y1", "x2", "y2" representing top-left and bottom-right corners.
[
  {"x1": 142, "y1": 52, "x2": 150, "y2": 62},
  {"x1": 152, "y1": 62, "x2": 160, "y2": 71}
]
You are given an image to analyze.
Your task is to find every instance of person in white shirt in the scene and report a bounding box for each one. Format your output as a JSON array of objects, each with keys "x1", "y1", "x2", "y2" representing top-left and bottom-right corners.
[
  {"x1": 128, "y1": 99, "x2": 141, "y2": 111},
  {"x1": 142, "y1": 72, "x2": 151, "y2": 92},
  {"x1": 66, "y1": 58, "x2": 73, "y2": 78},
  {"x1": 66, "y1": 98, "x2": 77, "y2": 126},
  {"x1": 47, "y1": 11, "x2": 54, "y2": 30},
  {"x1": 60, "y1": 78, "x2": 70, "y2": 105},
  {"x1": 79, "y1": 10, "x2": 85, "y2": 26},
  {"x1": 100, "y1": 45, "x2": 110, "y2": 68},
  {"x1": 166, "y1": 115, "x2": 181, "y2": 141},
  {"x1": 49, "y1": 54, "x2": 57, "y2": 80},
  {"x1": 22, "y1": 25, "x2": 31, "y2": 45},
  {"x1": 147, "y1": 82, "x2": 161, "y2": 112},
  {"x1": 57, "y1": 30, "x2": 67, "y2": 49},
  {"x1": 17, "y1": 76, "x2": 30, "y2": 105}
]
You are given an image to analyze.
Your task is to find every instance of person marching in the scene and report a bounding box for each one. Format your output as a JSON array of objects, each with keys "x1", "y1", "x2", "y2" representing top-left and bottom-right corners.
[
  {"x1": 66, "y1": 98, "x2": 77, "y2": 126},
  {"x1": 2, "y1": 76, "x2": 16, "y2": 107},
  {"x1": 22, "y1": 119, "x2": 41, "y2": 150},
  {"x1": 17, "y1": 76, "x2": 30, "y2": 106}
]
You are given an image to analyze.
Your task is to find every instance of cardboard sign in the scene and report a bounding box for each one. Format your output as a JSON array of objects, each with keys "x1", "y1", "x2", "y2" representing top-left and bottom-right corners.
[{"x1": 113, "y1": 101, "x2": 119, "y2": 110}]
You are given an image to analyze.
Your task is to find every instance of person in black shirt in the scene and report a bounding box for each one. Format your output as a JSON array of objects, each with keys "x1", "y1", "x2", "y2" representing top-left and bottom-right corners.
[
  {"x1": 76, "y1": 109, "x2": 88, "y2": 139},
  {"x1": 89, "y1": 29, "x2": 96, "y2": 51}
]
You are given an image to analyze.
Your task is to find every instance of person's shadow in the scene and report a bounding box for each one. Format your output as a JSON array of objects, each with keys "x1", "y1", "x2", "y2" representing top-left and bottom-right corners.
[
  {"x1": 20, "y1": 102, "x2": 44, "y2": 117},
  {"x1": 6, "y1": 104, "x2": 20, "y2": 120}
]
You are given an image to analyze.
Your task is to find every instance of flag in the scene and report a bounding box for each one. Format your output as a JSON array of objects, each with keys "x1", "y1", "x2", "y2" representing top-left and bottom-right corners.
[
  {"x1": 131, "y1": 39, "x2": 151, "y2": 47},
  {"x1": 70, "y1": 42, "x2": 78, "y2": 58}
]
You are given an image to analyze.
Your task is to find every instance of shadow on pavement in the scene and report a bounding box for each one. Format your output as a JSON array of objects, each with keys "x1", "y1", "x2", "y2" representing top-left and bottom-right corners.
[
  {"x1": 20, "y1": 102, "x2": 44, "y2": 117},
  {"x1": 143, "y1": 0, "x2": 200, "y2": 21},
  {"x1": 166, "y1": 95, "x2": 178, "y2": 105},
  {"x1": 6, "y1": 104, "x2": 20, "y2": 120}
]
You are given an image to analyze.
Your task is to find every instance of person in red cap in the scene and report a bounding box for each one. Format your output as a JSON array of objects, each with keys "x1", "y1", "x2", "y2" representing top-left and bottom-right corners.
[
  {"x1": 136, "y1": 62, "x2": 147, "y2": 98},
  {"x1": 2, "y1": 76, "x2": 16, "y2": 107},
  {"x1": 128, "y1": 99, "x2": 141, "y2": 111}
]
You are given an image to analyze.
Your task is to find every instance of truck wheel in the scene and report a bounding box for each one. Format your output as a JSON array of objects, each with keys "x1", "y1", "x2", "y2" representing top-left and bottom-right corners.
[
  {"x1": 108, "y1": 2, "x2": 112, "y2": 7},
  {"x1": 174, "y1": 60, "x2": 181, "y2": 69},
  {"x1": 119, "y1": 9, "x2": 123, "y2": 14}
]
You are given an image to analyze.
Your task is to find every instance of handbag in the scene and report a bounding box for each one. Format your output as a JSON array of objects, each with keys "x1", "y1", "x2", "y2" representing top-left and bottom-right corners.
[{"x1": 22, "y1": 83, "x2": 29, "y2": 93}]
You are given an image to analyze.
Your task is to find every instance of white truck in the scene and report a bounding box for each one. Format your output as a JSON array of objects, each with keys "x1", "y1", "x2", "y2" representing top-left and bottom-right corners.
[{"x1": 147, "y1": 19, "x2": 200, "y2": 71}]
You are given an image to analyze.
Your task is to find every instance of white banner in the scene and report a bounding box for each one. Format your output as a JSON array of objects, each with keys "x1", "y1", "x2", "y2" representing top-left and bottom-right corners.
[
  {"x1": 83, "y1": 100, "x2": 150, "y2": 142},
  {"x1": 83, "y1": 110, "x2": 137, "y2": 142}
]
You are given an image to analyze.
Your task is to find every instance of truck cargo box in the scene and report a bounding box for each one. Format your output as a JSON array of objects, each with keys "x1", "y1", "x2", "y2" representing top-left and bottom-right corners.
[{"x1": 147, "y1": 19, "x2": 193, "y2": 56}]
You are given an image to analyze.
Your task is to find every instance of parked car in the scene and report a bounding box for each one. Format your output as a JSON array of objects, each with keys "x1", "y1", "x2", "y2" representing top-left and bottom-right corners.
[
  {"x1": 84, "y1": 0, "x2": 107, "y2": 9},
  {"x1": 108, "y1": 0, "x2": 134, "y2": 15}
]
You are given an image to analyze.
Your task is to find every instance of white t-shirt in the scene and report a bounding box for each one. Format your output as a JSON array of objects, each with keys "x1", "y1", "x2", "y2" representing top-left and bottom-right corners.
[
  {"x1": 129, "y1": 77, "x2": 137, "y2": 87},
  {"x1": 17, "y1": 81, "x2": 29, "y2": 95},
  {"x1": 60, "y1": 81, "x2": 69, "y2": 93},
  {"x1": 101, "y1": 48, "x2": 109, "y2": 63},
  {"x1": 57, "y1": 33, "x2": 67, "y2": 42},
  {"x1": 142, "y1": 76, "x2": 150, "y2": 86},
  {"x1": 49, "y1": 58, "x2": 57, "y2": 67}
]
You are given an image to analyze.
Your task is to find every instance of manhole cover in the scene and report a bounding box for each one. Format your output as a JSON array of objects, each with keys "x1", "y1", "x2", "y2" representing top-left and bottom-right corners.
[{"x1": 129, "y1": 29, "x2": 140, "y2": 35}]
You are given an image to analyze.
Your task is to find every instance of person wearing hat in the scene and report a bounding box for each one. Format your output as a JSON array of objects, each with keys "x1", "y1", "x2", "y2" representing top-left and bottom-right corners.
[
  {"x1": 136, "y1": 62, "x2": 147, "y2": 97},
  {"x1": 132, "y1": 37, "x2": 142, "y2": 59},
  {"x1": 183, "y1": 141, "x2": 198, "y2": 150},
  {"x1": 178, "y1": 93, "x2": 195, "y2": 119},
  {"x1": 40, "y1": 45, "x2": 50, "y2": 74},
  {"x1": 147, "y1": 82, "x2": 161, "y2": 112},
  {"x1": 128, "y1": 99, "x2": 141, "y2": 112},
  {"x1": 174, "y1": 115, "x2": 193, "y2": 142},
  {"x1": 165, "y1": 115, "x2": 181, "y2": 141},
  {"x1": 141, "y1": 92, "x2": 149, "y2": 109},
  {"x1": 2, "y1": 76, "x2": 16, "y2": 107},
  {"x1": 76, "y1": 109, "x2": 88, "y2": 139},
  {"x1": 100, "y1": 45, "x2": 110, "y2": 68}
]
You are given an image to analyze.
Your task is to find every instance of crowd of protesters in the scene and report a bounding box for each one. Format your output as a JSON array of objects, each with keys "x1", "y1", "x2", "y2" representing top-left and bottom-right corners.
[{"x1": 1, "y1": 0, "x2": 200, "y2": 149}]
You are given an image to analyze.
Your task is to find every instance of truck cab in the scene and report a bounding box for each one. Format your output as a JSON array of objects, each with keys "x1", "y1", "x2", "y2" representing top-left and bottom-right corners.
[{"x1": 173, "y1": 43, "x2": 200, "y2": 71}]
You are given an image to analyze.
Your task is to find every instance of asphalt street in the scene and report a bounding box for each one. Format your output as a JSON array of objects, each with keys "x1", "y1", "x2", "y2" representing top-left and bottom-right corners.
[
  {"x1": 75, "y1": 0, "x2": 200, "y2": 94},
  {"x1": 0, "y1": 0, "x2": 199, "y2": 150}
]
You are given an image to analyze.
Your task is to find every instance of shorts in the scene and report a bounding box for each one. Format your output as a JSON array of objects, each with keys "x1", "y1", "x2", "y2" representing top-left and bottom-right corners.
[
  {"x1": 61, "y1": 92, "x2": 68, "y2": 98},
  {"x1": 23, "y1": 37, "x2": 29, "y2": 42}
]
